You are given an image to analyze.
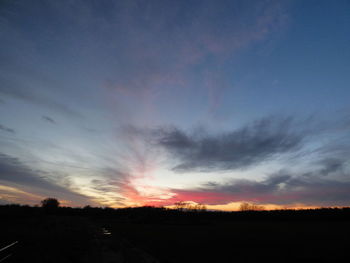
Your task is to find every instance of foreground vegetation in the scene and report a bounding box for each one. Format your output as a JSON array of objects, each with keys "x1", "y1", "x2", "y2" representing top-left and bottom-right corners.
[{"x1": 1, "y1": 204, "x2": 350, "y2": 262}]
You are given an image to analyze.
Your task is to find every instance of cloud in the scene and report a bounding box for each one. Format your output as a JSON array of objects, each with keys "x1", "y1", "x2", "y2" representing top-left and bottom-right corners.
[
  {"x1": 155, "y1": 117, "x2": 304, "y2": 172},
  {"x1": 0, "y1": 0, "x2": 289, "y2": 127},
  {"x1": 42, "y1": 115, "x2": 56, "y2": 124},
  {"x1": 89, "y1": 176, "x2": 142, "y2": 207},
  {"x1": 0, "y1": 124, "x2": 15, "y2": 134},
  {"x1": 0, "y1": 153, "x2": 92, "y2": 206},
  {"x1": 0, "y1": 84, "x2": 84, "y2": 119},
  {"x1": 105, "y1": 162, "x2": 350, "y2": 208},
  {"x1": 162, "y1": 157, "x2": 350, "y2": 207},
  {"x1": 99, "y1": 0, "x2": 289, "y2": 121},
  {"x1": 318, "y1": 158, "x2": 346, "y2": 176}
]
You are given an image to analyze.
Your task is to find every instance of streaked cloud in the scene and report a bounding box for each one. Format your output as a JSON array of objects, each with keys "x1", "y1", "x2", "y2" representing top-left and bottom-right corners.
[{"x1": 0, "y1": 153, "x2": 92, "y2": 206}]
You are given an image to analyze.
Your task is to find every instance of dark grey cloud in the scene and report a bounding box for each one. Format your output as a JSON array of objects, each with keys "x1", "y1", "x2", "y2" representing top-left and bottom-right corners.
[
  {"x1": 42, "y1": 115, "x2": 56, "y2": 124},
  {"x1": 155, "y1": 117, "x2": 304, "y2": 172},
  {"x1": 318, "y1": 158, "x2": 346, "y2": 176},
  {"x1": 205, "y1": 174, "x2": 292, "y2": 199},
  {"x1": 0, "y1": 153, "x2": 92, "y2": 205},
  {"x1": 273, "y1": 172, "x2": 350, "y2": 206},
  {"x1": 0, "y1": 124, "x2": 15, "y2": 134},
  {"x1": 194, "y1": 158, "x2": 350, "y2": 206}
]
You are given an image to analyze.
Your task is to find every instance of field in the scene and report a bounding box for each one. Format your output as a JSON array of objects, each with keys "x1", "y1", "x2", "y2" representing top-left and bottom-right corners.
[{"x1": 1, "y1": 206, "x2": 350, "y2": 262}]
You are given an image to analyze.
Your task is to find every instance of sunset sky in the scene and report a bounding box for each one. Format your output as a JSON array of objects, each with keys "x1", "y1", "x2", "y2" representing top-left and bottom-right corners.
[{"x1": 1, "y1": 0, "x2": 350, "y2": 210}]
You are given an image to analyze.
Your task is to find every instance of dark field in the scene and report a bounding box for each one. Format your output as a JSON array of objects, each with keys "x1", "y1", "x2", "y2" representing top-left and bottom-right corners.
[{"x1": 1, "y1": 205, "x2": 350, "y2": 263}]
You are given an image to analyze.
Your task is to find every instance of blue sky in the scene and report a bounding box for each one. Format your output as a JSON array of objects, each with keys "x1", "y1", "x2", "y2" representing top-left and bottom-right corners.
[{"x1": 1, "y1": 0, "x2": 350, "y2": 209}]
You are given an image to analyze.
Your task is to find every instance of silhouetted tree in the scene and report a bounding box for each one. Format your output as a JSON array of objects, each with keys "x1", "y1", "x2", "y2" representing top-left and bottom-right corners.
[
  {"x1": 41, "y1": 198, "x2": 60, "y2": 210},
  {"x1": 195, "y1": 203, "x2": 207, "y2": 212},
  {"x1": 174, "y1": 201, "x2": 207, "y2": 212},
  {"x1": 239, "y1": 202, "x2": 264, "y2": 211},
  {"x1": 174, "y1": 201, "x2": 188, "y2": 211}
]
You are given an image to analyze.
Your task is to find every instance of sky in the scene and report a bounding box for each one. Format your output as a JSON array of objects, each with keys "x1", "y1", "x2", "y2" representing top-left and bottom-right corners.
[{"x1": 1, "y1": 0, "x2": 350, "y2": 210}]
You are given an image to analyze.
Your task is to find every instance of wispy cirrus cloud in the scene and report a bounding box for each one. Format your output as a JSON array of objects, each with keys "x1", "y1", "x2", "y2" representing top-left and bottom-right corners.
[
  {"x1": 0, "y1": 83, "x2": 84, "y2": 119},
  {"x1": 101, "y1": 0, "x2": 289, "y2": 122},
  {"x1": 42, "y1": 115, "x2": 56, "y2": 124},
  {"x1": 0, "y1": 124, "x2": 15, "y2": 134}
]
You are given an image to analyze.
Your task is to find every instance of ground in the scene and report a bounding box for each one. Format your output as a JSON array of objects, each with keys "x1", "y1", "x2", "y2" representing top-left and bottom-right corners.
[{"x1": 1, "y1": 206, "x2": 349, "y2": 262}]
